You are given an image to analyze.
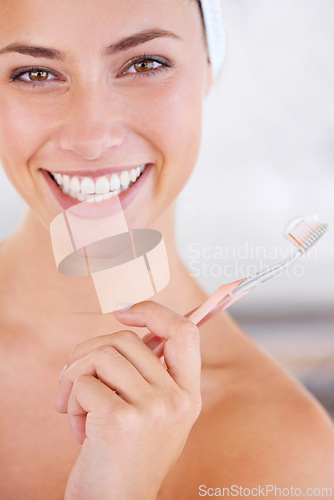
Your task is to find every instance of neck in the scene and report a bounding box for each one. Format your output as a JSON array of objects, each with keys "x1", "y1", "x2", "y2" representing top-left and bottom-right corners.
[{"x1": 0, "y1": 205, "x2": 208, "y2": 355}]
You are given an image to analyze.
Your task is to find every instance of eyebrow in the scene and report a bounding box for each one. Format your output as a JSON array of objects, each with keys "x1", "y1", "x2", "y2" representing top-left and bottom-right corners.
[{"x1": 0, "y1": 28, "x2": 181, "y2": 61}]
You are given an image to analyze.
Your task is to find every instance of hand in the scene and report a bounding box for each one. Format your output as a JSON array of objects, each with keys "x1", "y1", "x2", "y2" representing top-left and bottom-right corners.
[{"x1": 56, "y1": 300, "x2": 202, "y2": 500}]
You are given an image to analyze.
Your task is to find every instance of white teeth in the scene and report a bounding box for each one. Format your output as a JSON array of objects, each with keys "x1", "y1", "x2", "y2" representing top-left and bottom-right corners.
[
  {"x1": 93, "y1": 194, "x2": 105, "y2": 203},
  {"x1": 120, "y1": 170, "x2": 130, "y2": 189},
  {"x1": 104, "y1": 191, "x2": 115, "y2": 200},
  {"x1": 70, "y1": 176, "x2": 80, "y2": 193},
  {"x1": 86, "y1": 191, "x2": 118, "y2": 204},
  {"x1": 110, "y1": 173, "x2": 121, "y2": 191},
  {"x1": 63, "y1": 175, "x2": 71, "y2": 191},
  {"x1": 77, "y1": 193, "x2": 88, "y2": 202},
  {"x1": 130, "y1": 168, "x2": 137, "y2": 183},
  {"x1": 55, "y1": 173, "x2": 63, "y2": 185},
  {"x1": 81, "y1": 177, "x2": 95, "y2": 194},
  {"x1": 50, "y1": 164, "x2": 147, "y2": 202},
  {"x1": 95, "y1": 176, "x2": 110, "y2": 194}
]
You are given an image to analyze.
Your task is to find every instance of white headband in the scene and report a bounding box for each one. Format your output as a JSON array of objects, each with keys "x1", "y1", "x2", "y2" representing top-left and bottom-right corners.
[{"x1": 199, "y1": 0, "x2": 226, "y2": 78}]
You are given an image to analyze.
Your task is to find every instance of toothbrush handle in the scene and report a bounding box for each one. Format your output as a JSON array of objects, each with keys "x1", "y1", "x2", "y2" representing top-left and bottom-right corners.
[
  {"x1": 185, "y1": 249, "x2": 301, "y2": 327},
  {"x1": 228, "y1": 250, "x2": 301, "y2": 298},
  {"x1": 185, "y1": 290, "x2": 248, "y2": 327},
  {"x1": 152, "y1": 249, "x2": 302, "y2": 359},
  {"x1": 154, "y1": 284, "x2": 246, "y2": 363},
  {"x1": 184, "y1": 279, "x2": 244, "y2": 327}
]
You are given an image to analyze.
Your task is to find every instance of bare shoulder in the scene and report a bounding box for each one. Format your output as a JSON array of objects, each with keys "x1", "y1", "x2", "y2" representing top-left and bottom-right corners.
[
  {"x1": 159, "y1": 313, "x2": 334, "y2": 499},
  {"x1": 198, "y1": 314, "x2": 334, "y2": 488}
]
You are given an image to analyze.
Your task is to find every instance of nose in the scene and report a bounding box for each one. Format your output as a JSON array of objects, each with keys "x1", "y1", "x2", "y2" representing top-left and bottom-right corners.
[{"x1": 58, "y1": 87, "x2": 125, "y2": 160}]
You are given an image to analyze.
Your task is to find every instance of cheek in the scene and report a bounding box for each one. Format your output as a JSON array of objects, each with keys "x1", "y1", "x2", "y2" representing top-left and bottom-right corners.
[
  {"x1": 148, "y1": 77, "x2": 203, "y2": 197},
  {"x1": 139, "y1": 76, "x2": 203, "y2": 174},
  {"x1": 0, "y1": 94, "x2": 51, "y2": 166},
  {"x1": 0, "y1": 93, "x2": 53, "y2": 210}
]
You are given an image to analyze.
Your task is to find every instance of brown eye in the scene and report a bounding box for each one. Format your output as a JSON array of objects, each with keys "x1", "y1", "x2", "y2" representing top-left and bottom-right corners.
[
  {"x1": 133, "y1": 60, "x2": 156, "y2": 73},
  {"x1": 29, "y1": 69, "x2": 49, "y2": 81}
]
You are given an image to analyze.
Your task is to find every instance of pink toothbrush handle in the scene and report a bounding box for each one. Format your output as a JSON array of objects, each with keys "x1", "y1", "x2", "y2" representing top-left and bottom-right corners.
[
  {"x1": 184, "y1": 279, "x2": 245, "y2": 326},
  {"x1": 146, "y1": 279, "x2": 247, "y2": 360}
]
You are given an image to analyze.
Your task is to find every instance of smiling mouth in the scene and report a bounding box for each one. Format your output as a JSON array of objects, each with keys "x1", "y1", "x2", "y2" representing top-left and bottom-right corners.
[{"x1": 47, "y1": 164, "x2": 148, "y2": 203}]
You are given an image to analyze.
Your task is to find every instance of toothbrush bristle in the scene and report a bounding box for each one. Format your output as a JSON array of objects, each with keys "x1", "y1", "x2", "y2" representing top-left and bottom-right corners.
[{"x1": 284, "y1": 215, "x2": 328, "y2": 251}]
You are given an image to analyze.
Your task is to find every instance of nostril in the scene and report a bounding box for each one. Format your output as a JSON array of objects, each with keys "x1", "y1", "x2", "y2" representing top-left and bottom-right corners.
[
  {"x1": 59, "y1": 120, "x2": 125, "y2": 160},
  {"x1": 60, "y1": 135, "x2": 123, "y2": 160},
  {"x1": 84, "y1": 153, "x2": 100, "y2": 161}
]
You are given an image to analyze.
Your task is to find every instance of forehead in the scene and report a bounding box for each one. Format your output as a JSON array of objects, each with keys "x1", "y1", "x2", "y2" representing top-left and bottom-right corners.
[{"x1": 0, "y1": 0, "x2": 198, "y2": 41}]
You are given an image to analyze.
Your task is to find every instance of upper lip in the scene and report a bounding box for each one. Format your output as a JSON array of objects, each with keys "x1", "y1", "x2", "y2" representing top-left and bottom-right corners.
[{"x1": 43, "y1": 164, "x2": 150, "y2": 178}]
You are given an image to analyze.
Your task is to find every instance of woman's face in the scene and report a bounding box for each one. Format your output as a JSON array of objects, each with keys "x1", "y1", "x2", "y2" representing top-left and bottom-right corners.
[{"x1": 0, "y1": 0, "x2": 212, "y2": 228}]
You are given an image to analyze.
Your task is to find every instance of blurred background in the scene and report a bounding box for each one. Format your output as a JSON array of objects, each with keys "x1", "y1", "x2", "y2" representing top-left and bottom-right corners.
[
  {"x1": 0, "y1": 0, "x2": 333, "y2": 416},
  {"x1": 176, "y1": 0, "x2": 334, "y2": 417}
]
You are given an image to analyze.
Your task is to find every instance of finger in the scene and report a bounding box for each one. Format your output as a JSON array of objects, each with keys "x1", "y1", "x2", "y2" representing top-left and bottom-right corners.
[
  {"x1": 67, "y1": 374, "x2": 126, "y2": 442},
  {"x1": 113, "y1": 301, "x2": 201, "y2": 397},
  {"x1": 67, "y1": 374, "x2": 124, "y2": 415},
  {"x1": 62, "y1": 330, "x2": 170, "y2": 390},
  {"x1": 66, "y1": 331, "x2": 142, "y2": 367},
  {"x1": 68, "y1": 413, "x2": 86, "y2": 445},
  {"x1": 57, "y1": 346, "x2": 153, "y2": 413},
  {"x1": 66, "y1": 330, "x2": 166, "y2": 373}
]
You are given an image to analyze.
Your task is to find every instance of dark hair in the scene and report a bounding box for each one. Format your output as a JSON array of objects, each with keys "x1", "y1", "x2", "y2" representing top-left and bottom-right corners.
[{"x1": 196, "y1": 0, "x2": 208, "y2": 48}]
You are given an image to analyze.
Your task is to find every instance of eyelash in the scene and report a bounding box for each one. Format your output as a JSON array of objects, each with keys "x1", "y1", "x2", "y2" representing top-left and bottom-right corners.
[{"x1": 9, "y1": 55, "x2": 173, "y2": 88}]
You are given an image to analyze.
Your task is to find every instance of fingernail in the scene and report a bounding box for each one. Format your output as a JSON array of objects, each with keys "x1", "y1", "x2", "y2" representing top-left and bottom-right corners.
[
  {"x1": 59, "y1": 364, "x2": 67, "y2": 381},
  {"x1": 114, "y1": 303, "x2": 134, "y2": 312}
]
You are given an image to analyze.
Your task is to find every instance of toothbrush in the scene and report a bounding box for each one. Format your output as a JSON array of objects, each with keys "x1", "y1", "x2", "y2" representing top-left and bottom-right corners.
[
  {"x1": 184, "y1": 214, "x2": 328, "y2": 327},
  {"x1": 141, "y1": 214, "x2": 328, "y2": 357}
]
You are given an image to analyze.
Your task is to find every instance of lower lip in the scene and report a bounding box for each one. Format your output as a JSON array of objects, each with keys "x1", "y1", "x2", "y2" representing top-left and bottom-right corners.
[{"x1": 41, "y1": 164, "x2": 153, "y2": 218}]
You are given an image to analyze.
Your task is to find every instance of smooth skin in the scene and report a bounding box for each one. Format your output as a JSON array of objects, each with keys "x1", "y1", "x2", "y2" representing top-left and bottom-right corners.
[
  {"x1": 0, "y1": 0, "x2": 334, "y2": 499},
  {"x1": 57, "y1": 302, "x2": 202, "y2": 500}
]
